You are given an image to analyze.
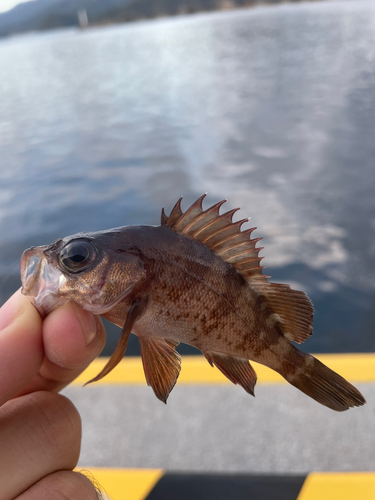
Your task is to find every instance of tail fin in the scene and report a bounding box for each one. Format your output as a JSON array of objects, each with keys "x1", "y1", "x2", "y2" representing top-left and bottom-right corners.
[{"x1": 285, "y1": 355, "x2": 366, "y2": 411}]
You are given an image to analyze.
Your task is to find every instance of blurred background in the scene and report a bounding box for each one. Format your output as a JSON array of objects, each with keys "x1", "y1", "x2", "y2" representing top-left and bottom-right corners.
[{"x1": 0, "y1": 0, "x2": 375, "y2": 359}]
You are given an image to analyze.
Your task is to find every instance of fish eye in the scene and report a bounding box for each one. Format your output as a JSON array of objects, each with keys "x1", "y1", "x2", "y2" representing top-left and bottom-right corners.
[{"x1": 59, "y1": 239, "x2": 97, "y2": 273}]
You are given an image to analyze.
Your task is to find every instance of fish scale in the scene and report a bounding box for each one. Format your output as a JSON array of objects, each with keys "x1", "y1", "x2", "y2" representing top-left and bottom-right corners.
[{"x1": 20, "y1": 195, "x2": 366, "y2": 411}]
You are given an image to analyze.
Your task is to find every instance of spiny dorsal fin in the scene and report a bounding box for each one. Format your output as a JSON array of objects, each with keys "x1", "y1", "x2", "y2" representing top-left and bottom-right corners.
[
  {"x1": 161, "y1": 208, "x2": 168, "y2": 226},
  {"x1": 162, "y1": 195, "x2": 314, "y2": 344},
  {"x1": 162, "y1": 194, "x2": 268, "y2": 283},
  {"x1": 161, "y1": 197, "x2": 183, "y2": 228},
  {"x1": 205, "y1": 352, "x2": 257, "y2": 396},
  {"x1": 139, "y1": 337, "x2": 181, "y2": 403}
]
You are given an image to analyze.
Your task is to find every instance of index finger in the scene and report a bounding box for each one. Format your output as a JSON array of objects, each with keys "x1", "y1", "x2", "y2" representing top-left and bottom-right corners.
[
  {"x1": 0, "y1": 289, "x2": 43, "y2": 406},
  {"x1": 18, "y1": 300, "x2": 106, "y2": 395},
  {"x1": 0, "y1": 289, "x2": 107, "y2": 404}
]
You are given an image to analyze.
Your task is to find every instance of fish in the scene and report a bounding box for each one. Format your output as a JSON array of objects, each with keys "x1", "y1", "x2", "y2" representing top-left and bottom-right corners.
[{"x1": 20, "y1": 195, "x2": 366, "y2": 411}]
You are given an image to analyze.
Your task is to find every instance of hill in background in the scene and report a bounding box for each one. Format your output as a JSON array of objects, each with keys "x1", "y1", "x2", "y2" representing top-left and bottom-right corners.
[{"x1": 0, "y1": 0, "x2": 311, "y2": 37}]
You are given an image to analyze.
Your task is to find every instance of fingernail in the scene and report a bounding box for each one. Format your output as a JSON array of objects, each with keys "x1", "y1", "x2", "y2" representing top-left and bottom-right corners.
[
  {"x1": 0, "y1": 290, "x2": 25, "y2": 331},
  {"x1": 72, "y1": 303, "x2": 97, "y2": 345}
]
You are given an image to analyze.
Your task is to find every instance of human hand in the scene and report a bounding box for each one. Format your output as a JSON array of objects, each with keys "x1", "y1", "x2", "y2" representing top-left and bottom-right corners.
[{"x1": 0, "y1": 289, "x2": 106, "y2": 499}]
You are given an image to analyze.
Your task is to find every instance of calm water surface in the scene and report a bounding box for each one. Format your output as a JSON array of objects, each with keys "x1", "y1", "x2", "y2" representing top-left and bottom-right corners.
[{"x1": 0, "y1": 0, "x2": 375, "y2": 354}]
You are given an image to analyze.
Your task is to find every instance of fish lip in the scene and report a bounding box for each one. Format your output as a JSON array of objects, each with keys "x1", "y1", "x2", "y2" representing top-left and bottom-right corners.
[
  {"x1": 20, "y1": 247, "x2": 45, "y2": 294},
  {"x1": 21, "y1": 247, "x2": 68, "y2": 317}
]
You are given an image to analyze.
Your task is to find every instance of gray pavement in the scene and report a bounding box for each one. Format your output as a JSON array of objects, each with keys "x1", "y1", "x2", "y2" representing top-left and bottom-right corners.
[{"x1": 62, "y1": 382, "x2": 375, "y2": 473}]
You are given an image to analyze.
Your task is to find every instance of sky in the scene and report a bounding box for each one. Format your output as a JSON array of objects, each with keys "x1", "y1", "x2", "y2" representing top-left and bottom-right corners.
[{"x1": 0, "y1": 0, "x2": 35, "y2": 13}]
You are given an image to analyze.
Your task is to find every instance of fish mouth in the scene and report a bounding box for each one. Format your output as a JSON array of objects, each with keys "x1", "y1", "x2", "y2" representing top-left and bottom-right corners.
[{"x1": 21, "y1": 247, "x2": 68, "y2": 317}]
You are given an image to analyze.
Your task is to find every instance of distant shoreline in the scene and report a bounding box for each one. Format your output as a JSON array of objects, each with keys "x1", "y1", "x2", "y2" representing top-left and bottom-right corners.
[
  {"x1": 0, "y1": 0, "x2": 343, "y2": 39},
  {"x1": 87, "y1": 0, "x2": 335, "y2": 30}
]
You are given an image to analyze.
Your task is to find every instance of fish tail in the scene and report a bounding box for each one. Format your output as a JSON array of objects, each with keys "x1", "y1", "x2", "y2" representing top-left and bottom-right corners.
[{"x1": 283, "y1": 353, "x2": 366, "y2": 411}]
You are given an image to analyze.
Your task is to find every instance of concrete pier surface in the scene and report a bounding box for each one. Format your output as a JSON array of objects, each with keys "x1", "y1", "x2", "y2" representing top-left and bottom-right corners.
[{"x1": 61, "y1": 355, "x2": 375, "y2": 499}]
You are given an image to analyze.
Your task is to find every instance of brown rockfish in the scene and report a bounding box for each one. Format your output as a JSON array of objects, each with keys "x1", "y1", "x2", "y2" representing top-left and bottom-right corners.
[{"x1": 21, "y1": 195, "x2": 365, "y2": 411}]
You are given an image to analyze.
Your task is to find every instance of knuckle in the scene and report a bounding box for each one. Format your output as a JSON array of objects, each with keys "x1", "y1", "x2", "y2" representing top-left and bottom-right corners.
[
  {"x1": 24, "y1": 392, "x2": 82, "y2": 467},
  {"x1": 17, "y1": 470, "x2": 103, "y2": 500},
  {"x1": 48, "y1": 471, "x2": 102, "y2": 500}
]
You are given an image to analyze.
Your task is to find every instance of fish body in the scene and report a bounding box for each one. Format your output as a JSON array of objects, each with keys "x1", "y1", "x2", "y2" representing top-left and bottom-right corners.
[{"x1": 21, "y1": 195, "x2": 365, "y2": 411}]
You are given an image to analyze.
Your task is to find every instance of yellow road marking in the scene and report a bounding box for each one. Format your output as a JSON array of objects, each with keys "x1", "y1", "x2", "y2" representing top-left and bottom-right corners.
[
  {"x1": 297, "y1": 472, "x2": 375, "y2": 500},
  {"x1": 79, "y1": 468, "x2": 163, "y2": 500},
  {"x1": 72, "y1": 353, "x2": 375, "y2": 386}
]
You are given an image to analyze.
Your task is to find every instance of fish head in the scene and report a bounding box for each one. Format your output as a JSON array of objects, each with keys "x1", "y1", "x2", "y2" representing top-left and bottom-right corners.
[{"x1": 21, "y1": 229, "x2": 146, "y2": 317}]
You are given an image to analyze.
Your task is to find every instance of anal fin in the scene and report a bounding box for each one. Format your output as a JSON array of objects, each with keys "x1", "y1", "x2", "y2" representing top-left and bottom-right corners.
[
  {"x1": 139, "y1": 337, "x2": 181, "y2": 403},
  {"x1": 205, "y1": 352, "x2": 257, "y2": 396}
]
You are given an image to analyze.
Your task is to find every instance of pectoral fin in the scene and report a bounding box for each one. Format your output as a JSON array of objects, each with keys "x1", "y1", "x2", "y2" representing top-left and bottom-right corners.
[
  {"x1": 205, "y1": 352, "x2": 257, "y2": 396},
  {"x1": 139, "y1": 337, "x2": 181, "y2": 403},
  {"x1": 85, "y1": 297, "x2": 148, "y2": 385}
]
